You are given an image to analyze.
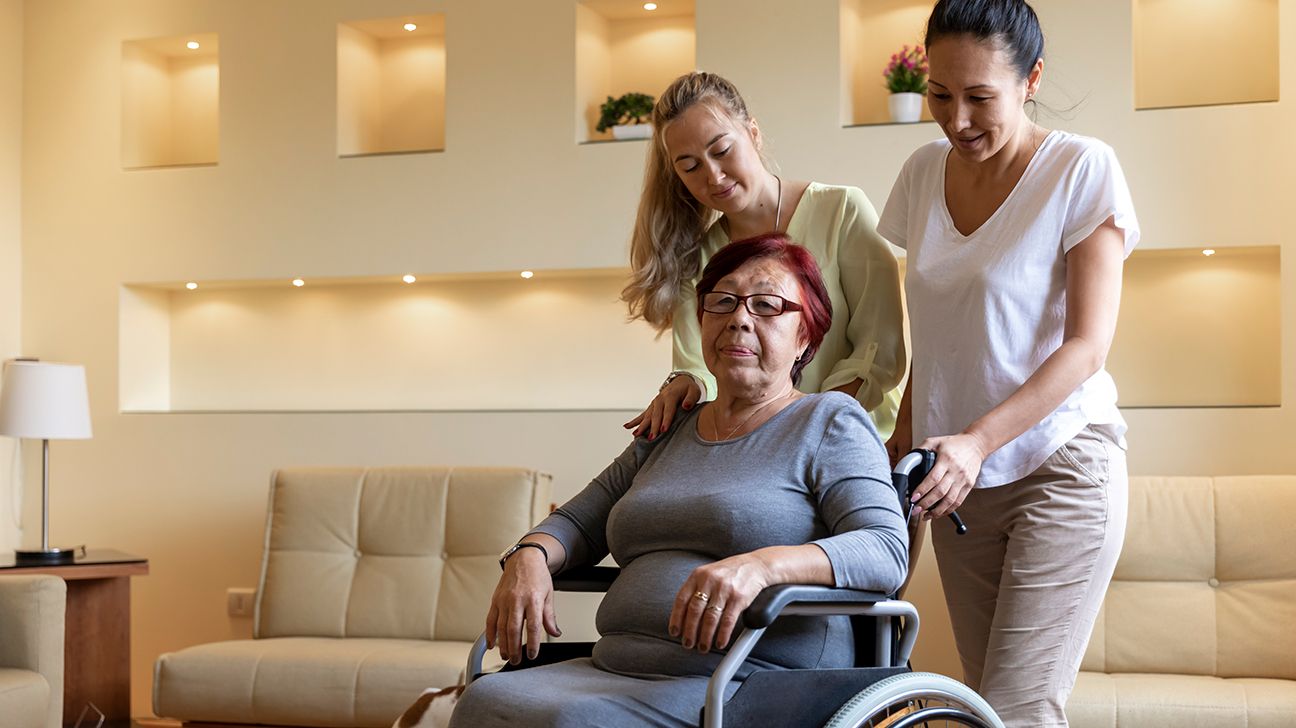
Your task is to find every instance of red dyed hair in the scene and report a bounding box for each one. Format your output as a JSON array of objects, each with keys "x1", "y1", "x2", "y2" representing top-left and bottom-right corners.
[{"x1": 695, "y1": 233, "x2": 833, "y2": 385}]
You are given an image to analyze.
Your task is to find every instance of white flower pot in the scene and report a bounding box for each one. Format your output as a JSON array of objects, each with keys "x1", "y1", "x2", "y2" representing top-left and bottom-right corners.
[
  {"x1": 888, "y1": 92, "x2": 924, "y2": 123},
  {"x1": 611, "y1": 123, "x2": 653, "y2": 140}
]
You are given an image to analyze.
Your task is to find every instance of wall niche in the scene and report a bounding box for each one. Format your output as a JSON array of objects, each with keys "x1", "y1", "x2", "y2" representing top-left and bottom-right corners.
[
  {"x1": 122, "y1": 33, "x2": 219, "y2": 169},
  {"x1": 338, "y1": 14, "x2": 446, "y2": 156},
  {"x1": 575, "y1": 0, "x2": 695, "y2": 143},
  {"x1": 839, "y1": 0, "x2": 933, "y2": 127}
]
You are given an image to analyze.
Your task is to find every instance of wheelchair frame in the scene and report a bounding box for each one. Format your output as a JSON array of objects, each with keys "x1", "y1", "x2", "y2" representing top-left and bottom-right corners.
[{"x1": 465, "y1": 451, "x2": 1000, "y2": 728}]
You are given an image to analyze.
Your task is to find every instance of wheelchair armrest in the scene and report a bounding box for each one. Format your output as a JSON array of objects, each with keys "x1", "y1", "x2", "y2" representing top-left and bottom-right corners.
[
  {"x1": 742, "y1": 584, "x2": 890, "y2": 629},
  {"x1": 552, "y1": 565, "x2": 621, "y2": 592}
]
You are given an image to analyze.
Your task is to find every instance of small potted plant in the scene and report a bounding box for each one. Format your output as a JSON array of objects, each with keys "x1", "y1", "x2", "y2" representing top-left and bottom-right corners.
[
  {"x1": 883, "y1": 44, "x2": 929, "y2": 123},
  {"x1": 596, "y1": 92, "x2": 655, "y2": 140}
]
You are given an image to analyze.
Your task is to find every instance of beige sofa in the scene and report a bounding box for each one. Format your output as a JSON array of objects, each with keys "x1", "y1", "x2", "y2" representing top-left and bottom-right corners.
[
  {"x1": 154, "y1": 466, "x2": 551, "y2": 727},
  {"x1": 0, "y1": 574, "x2": 66, "y2": 728},
  {"x1": 1067, "y1": 475, "x2": 1296, "y2": 726}
]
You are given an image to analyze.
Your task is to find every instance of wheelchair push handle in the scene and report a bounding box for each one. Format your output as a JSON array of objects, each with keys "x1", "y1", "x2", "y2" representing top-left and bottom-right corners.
[{"x1": 894, "y1": 449, "x2": 968, "y2": 535}]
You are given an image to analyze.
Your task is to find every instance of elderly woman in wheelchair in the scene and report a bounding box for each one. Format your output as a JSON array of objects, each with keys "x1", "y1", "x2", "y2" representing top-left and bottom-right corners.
[{"x1": 450, "y1": 234, "x2": 1002, "y2": 728}]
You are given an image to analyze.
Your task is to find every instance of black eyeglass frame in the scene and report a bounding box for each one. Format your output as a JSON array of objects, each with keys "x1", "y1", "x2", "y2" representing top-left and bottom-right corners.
[{"x1": 699, "y1": 291, "x2": 804, "y2": 317}]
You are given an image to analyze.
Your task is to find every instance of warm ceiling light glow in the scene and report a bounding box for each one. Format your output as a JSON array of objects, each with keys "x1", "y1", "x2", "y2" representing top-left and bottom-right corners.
[
  {"x1": 186, "y1": 41, "x2": 200, "y2": 50},
  {"x1": 402, "y1": 274, "x2": 417, "y2": 284},
  {"x1": 185, "y1": 281, "x2": 198, "y2": 290},
  {"x1": 292, "y1": 278, "x2": 305, "y2": 287},
  {"x1": 403, "y1": 22, "x2": 417, "y2": 31},
  {"x1": 520, "y1": 270, "x2": 534, "y2": 279},
  {"x1": 643, "y1": 2, "x2": 658, "y2": 9},
  {"x1": 1202, "y1": 249, "x2": 1216, "y2": 257}
]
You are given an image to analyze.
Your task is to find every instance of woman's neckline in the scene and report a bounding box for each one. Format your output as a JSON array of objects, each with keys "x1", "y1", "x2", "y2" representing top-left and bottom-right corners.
[
  {"x1": 719, "y1": 180, "x2": 815, "y2": 242},
  {"x1": 691, "y1": 392, "x2": 815, "y2": 445},
  {"x1": 938, "y1": 130, "x2": 1057, "y2": 240}
]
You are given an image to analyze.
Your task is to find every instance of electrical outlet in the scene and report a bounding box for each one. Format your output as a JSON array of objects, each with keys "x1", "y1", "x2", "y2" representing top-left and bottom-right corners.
[{"x1": 227, "y1": 587, "x2": 256, "y2": 617}]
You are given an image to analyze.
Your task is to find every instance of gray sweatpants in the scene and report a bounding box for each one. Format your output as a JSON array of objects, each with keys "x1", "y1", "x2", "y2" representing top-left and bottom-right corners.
[{"x1": 932, "y1": 424, "x2": 1128, "y2": 727}]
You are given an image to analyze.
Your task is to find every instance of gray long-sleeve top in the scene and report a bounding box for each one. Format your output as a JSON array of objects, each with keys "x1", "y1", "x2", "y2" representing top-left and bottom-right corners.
[{"x1": 531, "y1": 392, "x2": 908, "y2": 678}]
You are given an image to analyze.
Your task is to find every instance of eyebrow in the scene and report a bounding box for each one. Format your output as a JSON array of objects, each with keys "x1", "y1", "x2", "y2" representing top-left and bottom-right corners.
[
  {"x1": 673, "y1": 133, "x2": 729, "y2": 163},
  {"x1": 929, "y1": 80, "x2": 992, "y2": 91}
]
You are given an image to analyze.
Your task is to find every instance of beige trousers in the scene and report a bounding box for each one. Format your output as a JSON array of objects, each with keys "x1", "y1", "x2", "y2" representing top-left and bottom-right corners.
[{"x1": 932, "y1": 424, "x2": 1127, "y2": 727}]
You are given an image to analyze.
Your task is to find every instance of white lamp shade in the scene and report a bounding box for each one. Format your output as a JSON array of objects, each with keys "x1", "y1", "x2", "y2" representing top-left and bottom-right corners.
[{"x1": 0, "y1": 361, "x2": 93, "y2": 440}]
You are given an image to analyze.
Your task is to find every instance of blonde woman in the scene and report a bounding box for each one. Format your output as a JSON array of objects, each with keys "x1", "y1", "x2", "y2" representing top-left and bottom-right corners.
[{"x1": 622, "y1": 72, "x2": 905, "y2": 440}]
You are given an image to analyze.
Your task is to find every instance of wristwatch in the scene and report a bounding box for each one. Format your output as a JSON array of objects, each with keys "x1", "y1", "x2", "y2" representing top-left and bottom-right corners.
[{"x1": 498, "y1": 541, "x2": 549, "y2": 570}]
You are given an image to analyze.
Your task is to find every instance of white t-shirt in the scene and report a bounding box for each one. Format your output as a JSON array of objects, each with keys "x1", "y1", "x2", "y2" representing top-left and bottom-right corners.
[{"x1": 878, "y1": 130, "x2": 1139, "y2": 487}]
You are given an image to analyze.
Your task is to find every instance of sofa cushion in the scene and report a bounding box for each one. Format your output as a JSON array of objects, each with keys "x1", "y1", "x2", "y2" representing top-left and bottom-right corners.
[
  {"x1": 1068, "y1": 672, "x2": 1296, "y2": 728},
  {"x1": 1082, "y1": 476, "x2": 1296, "y2": 680},
  {"x1": 0, "y1": 668, "x2": 50, "y2": 728},
  {"x1": 154, "y1": 637, "x2": 472, "y2": 728},
  {"x1": 257, "y1": 466, "x2": 550, "y2": 643}
]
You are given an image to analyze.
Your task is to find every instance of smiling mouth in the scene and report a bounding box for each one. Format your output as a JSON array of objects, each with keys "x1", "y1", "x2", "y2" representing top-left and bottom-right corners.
[
  {"x1": 955, "y1": 134, "x2": 983, "y2": 147},
  {"x1": 720, "y1": 345, "x2": 756, "y2": 356},
  {"x1": 712, "y1": 184, "x2": 737, "y2": 199}
]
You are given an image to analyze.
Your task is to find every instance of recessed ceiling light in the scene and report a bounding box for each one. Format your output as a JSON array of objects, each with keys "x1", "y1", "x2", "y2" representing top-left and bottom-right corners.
[
  {"x1": 292, "y1": 278, "x2": 305, "y2": 287},
  {"x1": 402, "y1": 274, "x2": 417, "y2": 284},
  {"x1": 403, "y1": 22, "x2": 417, "y2": 31},
  {"x1": 185, "y1": 281, "x2": 198, "y2": 290},
  {"x1": 186, "y1": 41, "x2": 200, "y2": 50},
  {"x1": 520, "y1": 270, "x2": 534, "y2": 279},
  {"x1": 1202, "y1": 249, "x2": 1216, "y2": 257},
  {"x1": 643, "y1": 2, "x2": 658, "y2": 10}
]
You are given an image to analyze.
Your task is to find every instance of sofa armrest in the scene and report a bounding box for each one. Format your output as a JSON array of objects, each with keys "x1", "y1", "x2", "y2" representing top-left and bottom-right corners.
[{"x1": 0, "y1": 575, "x2": 67, "y2": 728}]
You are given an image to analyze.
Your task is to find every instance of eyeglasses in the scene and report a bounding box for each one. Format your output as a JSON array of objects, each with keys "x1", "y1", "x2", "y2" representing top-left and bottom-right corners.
[{"x1": 700, "y1": 291, "x2": 803, "y2": 317}]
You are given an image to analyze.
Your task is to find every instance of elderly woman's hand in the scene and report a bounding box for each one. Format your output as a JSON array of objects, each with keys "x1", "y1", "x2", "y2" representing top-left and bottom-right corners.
[
  {"x1": 911, "y1": 432, "x2": 987, "y2": 519},
  {"x1": 485, "y1": 549, "x2": 561, "y2": 665},
  {"x1": 668, "y1": 552, "x2": 775, "y2": 654},
  {"x1": 623, "y1": 374, "x2": 702, "y2": 439}
]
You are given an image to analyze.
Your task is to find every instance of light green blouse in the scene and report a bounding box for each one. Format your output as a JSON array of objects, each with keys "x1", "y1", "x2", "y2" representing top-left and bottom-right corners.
[{"x1": 671, "y1": 182, "x2": 906, "y2": 440}]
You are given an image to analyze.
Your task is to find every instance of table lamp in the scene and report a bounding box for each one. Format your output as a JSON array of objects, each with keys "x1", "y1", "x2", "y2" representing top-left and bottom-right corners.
[{"x1": 0, "y1": 359, "x2": 93, "y2": 562}]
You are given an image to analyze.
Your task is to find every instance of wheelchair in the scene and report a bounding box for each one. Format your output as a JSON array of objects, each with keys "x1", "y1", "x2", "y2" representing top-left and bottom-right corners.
[{"x1": 466, "y1": 450, "x2": 1004, "y2": 728}]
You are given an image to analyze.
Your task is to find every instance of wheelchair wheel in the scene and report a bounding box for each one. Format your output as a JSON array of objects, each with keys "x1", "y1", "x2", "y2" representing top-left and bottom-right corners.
[{"x1": 822, "y1": 671, "x2": 1004, "y2": 728}]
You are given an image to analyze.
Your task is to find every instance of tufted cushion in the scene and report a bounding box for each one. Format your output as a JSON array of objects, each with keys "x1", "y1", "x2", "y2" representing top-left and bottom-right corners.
[
  {"x1": 255, "y1": 466, "x2": 550, "y2": 643},
  {"x1": 1079, "y1": 476, "x2": 1296, "y2": 680}
]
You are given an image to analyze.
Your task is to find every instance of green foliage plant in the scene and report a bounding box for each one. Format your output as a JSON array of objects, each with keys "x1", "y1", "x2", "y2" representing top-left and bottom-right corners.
[{"x1": 596, "y1": 92, "x2": 655, "y2": 133}]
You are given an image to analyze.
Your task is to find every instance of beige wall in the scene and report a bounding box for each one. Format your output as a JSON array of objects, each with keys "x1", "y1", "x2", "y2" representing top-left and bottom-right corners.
[
  {"x1": 169, "y1": 54, "x2": 220, "y2": 164},
  {"x1": 13, "y1": 0, "x2": 1296, "y2": 714},
  {"x1": 1135, "y1": 0, "x2": 1280, "y2": 109},
  {"x1": 337, "y1": 23, "x2": 383, "y2": 155},
  {"x1": 0, "y1": 0, "x2": 20, "y2": 552}
]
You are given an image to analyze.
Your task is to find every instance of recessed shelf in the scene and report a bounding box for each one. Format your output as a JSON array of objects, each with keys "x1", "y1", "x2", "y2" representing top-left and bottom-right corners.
[
  {"x1": 575, "y1": 0, "x2": 695, "y2": 143},
  {"x1": 1133, "y1": 0, "x2": 1279, "y2": 110},
  {"x1": 1107, "y1": 246, "x2": 1281, "y2": 408},
  {"x1": 119, "y1": 269, "x2": 670, "y2": 413},
  {"x1": 121, "y1": 33, "x2": 220, "y2": 169},
  {"x1": 839, "y1": 0, "x2": 933, "y2": 126},
  {"x1": 337, "y1": 15, "x2": 446, "y2": 156}
]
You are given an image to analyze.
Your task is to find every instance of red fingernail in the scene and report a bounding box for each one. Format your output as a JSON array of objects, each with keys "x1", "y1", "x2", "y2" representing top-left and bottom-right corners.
[
  {"x1": 683, "y1": 402, "x2": 693, "y2": 410},
  {"x1": 648, "y1": 433, "x2": 655, "y2": 441}
]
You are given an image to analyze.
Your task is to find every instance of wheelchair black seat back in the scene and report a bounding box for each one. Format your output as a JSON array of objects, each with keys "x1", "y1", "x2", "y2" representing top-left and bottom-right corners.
[{"x1": 466, "y1": 451, "x2": 1002, "y2": 728}]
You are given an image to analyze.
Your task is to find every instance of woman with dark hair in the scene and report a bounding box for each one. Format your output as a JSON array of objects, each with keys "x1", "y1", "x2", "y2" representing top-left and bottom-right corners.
[
  {"x1": 621, "y1": 71, "x2": 906, "y2": 444},
  {"x1": 878, "y1": 0, "x2": 1138, "y2": 724},
  {"x1": 448, "y1": 235, "x2": 907, "y2": 727}
]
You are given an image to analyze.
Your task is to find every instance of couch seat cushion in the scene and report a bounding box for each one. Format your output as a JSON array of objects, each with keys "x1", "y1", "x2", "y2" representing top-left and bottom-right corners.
[
  {"x1": 0, "y1": 668, "x2": 51, "y2": 728},
  {"x1": 1067, "y1": 672, "x2": 1296, "y2": 728},
  {"x1": 154, "y1": 637, "x2": 471, "y2": 728}
]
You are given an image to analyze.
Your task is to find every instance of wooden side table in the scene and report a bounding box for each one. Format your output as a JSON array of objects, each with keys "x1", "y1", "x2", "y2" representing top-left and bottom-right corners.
[{"x1": 1, "y1": 549, "x2": 149, "y2": 726}]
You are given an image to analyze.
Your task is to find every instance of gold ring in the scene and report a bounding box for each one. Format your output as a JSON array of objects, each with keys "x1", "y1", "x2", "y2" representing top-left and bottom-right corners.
[{"x1": 692, "y1": 591, "x2": 710, "y2": 602}]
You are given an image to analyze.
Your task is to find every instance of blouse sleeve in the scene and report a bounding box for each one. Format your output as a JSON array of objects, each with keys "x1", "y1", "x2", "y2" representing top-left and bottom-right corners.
[
  {"x1": 1062, "y1": 141, "x2": 1140, "y2": 257},
  {"x1": 527, "y1": 429, "x2": 659, "y2": 571},
  {"x1": 818, "y1": 188, "x2": 907, "y2": 428},
  {"x1": 809, "y1": 399, "x2": 908, "y2": 593},
  {"x1": 670, "y1": 276, "x2": 718, "y2": 401},
  {"x1": 876, "y1": 157, "x2": 914, "y2": 250}
]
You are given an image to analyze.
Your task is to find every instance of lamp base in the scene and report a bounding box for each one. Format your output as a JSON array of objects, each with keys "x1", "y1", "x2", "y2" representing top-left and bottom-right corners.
[{"x1": 15, "y1": 545, "x2": 83, "y2": 563}]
